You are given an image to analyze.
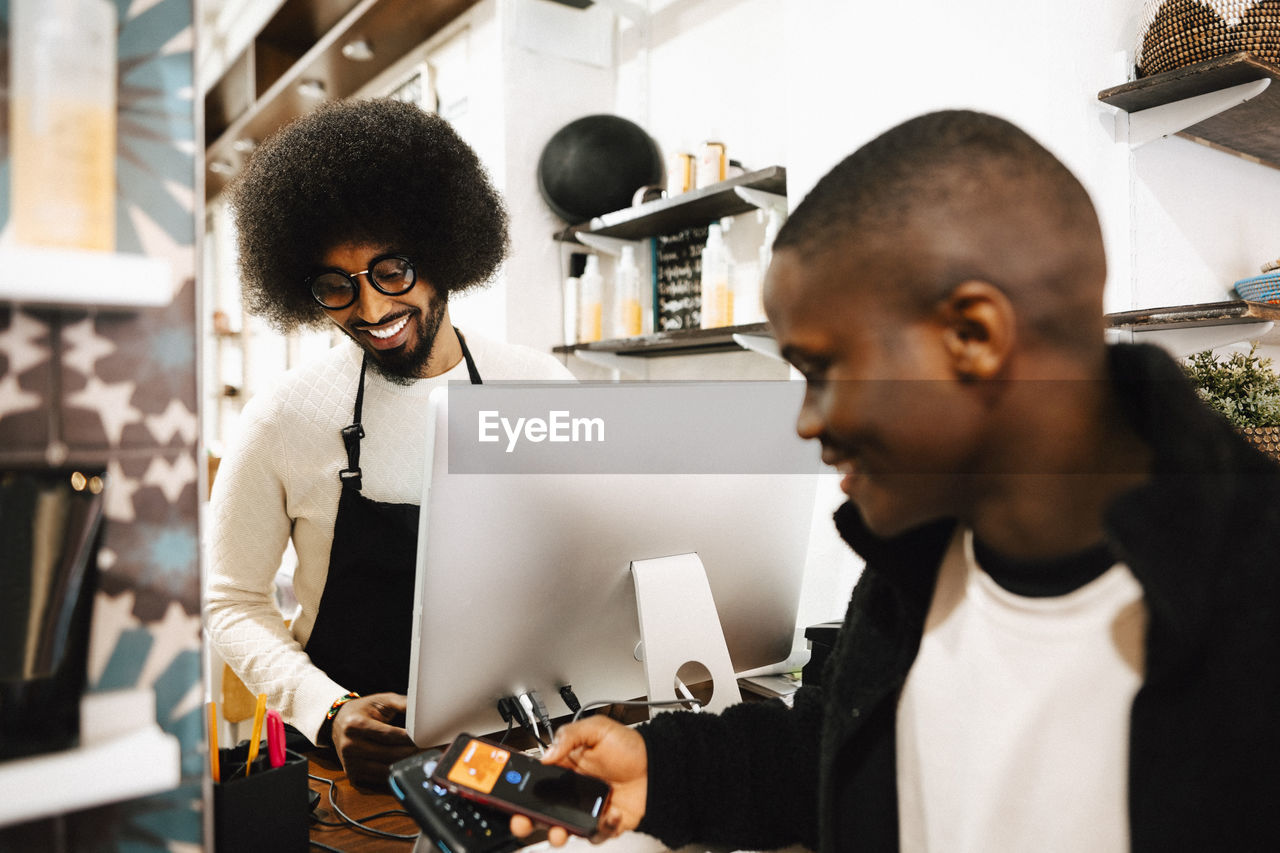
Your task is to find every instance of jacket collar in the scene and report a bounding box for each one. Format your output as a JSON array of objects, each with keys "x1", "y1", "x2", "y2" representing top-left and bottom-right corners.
[{"x1": 832, "y1": 344, "x2": 1265, "y2": 664}]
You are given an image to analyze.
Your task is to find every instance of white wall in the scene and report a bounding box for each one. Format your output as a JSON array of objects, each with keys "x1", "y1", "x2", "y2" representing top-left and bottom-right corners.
[{"x1": 775, "y1": 0, "x2": 1280, "y2": 324}]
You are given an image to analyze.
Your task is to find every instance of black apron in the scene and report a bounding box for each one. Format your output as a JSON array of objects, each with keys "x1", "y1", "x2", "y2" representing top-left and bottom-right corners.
[{"x1": 304, "y1": 330, "x2": 481, "y2": 696}]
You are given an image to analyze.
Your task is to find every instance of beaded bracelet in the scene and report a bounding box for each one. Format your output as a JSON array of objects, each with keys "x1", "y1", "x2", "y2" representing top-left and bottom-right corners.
[{"x1": 326, "y1": 691, "x2": 360, "y2": 723}]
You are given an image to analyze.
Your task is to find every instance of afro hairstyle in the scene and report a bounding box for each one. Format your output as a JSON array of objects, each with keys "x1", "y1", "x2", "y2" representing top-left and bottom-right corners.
[{"x1": 229, "y1": 98, "x2": 509, "y2": 332}]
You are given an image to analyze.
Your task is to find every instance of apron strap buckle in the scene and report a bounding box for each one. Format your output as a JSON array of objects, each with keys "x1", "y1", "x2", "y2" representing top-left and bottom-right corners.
[
  {"x1": 340, "y1": 422, "x2": 365, "y2": 490},
  {"x1": 341, "y1": 423, "x2": 365, "y2": 449}
]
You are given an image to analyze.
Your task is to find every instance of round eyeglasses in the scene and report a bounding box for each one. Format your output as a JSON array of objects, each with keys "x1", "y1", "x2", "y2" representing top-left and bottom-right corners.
[{"x1": 308, "y1": 254, "x2": 416, "y2": 310}]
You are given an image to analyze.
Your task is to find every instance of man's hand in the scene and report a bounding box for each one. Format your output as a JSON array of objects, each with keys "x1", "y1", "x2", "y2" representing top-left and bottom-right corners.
[
  {"x1": 509, "y1": 715, "x2": 649, "y2": 846},
  {"x1": 330, "y1": 692, "x2": 419, "y2": 790}
]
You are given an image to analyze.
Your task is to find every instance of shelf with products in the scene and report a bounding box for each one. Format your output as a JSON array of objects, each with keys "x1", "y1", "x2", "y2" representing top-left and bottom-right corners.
[
  {"x1": 557, "y1": 167, "x2": 786, "y2": 360},
  {"x1": 554, "y1": 322, "x2": 774, "y2": 359},
  {"x1": 204, "y1": 0, "x2": 480, "y2": 199},
  {"x1": 557, "y1": 166, "x2": 786, "y2": 245},
  {"x1": 1098, "y1": 52, "x2": 1280, "y2": 166}
]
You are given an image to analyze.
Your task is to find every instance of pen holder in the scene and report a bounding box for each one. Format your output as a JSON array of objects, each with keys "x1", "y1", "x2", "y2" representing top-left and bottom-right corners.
[{"x1": 213, "y1": 743, "x2": 309, "y2": 853}]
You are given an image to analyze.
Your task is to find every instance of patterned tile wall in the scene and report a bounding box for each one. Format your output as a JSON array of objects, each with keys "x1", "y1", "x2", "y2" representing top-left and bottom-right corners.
[{"x1": 0, "y1": 0, "x2": 203, "y2": 850}]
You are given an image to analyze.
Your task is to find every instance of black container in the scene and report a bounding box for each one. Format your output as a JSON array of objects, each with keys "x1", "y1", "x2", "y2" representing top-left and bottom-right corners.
[
  {"x1": 0, "y1": 466, "x2": 105, "y2": 761},
  {"x1": 214, "y1": 743, "x2": 310, "y2": 853},
  {"x1": 801, "y1": 621, "x2": 842, "y2": 688}
]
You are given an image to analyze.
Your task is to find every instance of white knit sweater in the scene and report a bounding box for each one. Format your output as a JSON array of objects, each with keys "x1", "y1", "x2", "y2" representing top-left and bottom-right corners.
[{"x1": 205, "y1": 334, "x2": 574, "y2": 743}]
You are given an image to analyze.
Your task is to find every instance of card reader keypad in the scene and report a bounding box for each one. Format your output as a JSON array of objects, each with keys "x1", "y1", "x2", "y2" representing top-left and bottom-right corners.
[{"x1": 390, "y1": 750, "x2": 519, "y2": 853}]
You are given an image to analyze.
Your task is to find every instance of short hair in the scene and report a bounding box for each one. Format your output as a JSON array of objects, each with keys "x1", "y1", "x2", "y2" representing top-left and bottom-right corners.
[
  {"x1": 229, "y1": 98, "x2": 509, "y2": 332},
  {"x1": 774, "y1": 110, "x2": 1106, "y2": 349}
]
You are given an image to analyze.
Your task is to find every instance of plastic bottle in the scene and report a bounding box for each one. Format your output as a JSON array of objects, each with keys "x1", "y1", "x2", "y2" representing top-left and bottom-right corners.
[
  {"x1": 563, "y1": 275, "x2": 580, "y2": 346},
  {"x1": 10, "y1": 0, "x2": 117, "y2": 251},
  {"x1": 738, "y1": 206, "x2": 784, "y2": 324},
  {"x1": 579, "y1": 255, "x2": 604, "y2": 343},
  {"x1": 695, "y1": 141, "x2": 727, "y2": 189},
  {"x1": 700, "y1": 223, "x2": 733, "y2": 329},
  {"x1": 614, "y1": 245, "x2": 643, "y2": 338},
  {"x1": 563, "y1": 253, "x2": 588, "y2": 346}
]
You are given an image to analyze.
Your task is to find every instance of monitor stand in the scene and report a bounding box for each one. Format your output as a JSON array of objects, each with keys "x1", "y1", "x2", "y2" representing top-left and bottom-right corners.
[{"x1": 631, "y1": 553, "x2": 742, "y2": 715}]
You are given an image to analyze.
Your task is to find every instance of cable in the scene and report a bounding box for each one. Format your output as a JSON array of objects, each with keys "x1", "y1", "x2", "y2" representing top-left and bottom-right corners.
[
  {"x1": 517, "y1": 692, "x2": 546, "y2": 748},
  {"x1": 496, "y1": 714, "x2": 515, "y2": 746},
  {"x1": 559, "y1": 685, "x2": 582, "y2": 716},
  {"x1": 572, "y1": 697, "x2": 701, "y2": 724},
  {"x1": 526, "y1": 689, "x2": 555, "y2": 744},
  {"x1": 503, "y1": 692, "x2": 548, "y2": 749},
  {"x1": 307, "y1": 773, "x2": 418, "y2": 841}
]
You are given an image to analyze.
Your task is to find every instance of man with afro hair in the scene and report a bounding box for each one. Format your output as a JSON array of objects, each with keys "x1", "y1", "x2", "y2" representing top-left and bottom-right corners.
[{"x1": 206, "y1": 98, "x2": 572, "y2": 789}]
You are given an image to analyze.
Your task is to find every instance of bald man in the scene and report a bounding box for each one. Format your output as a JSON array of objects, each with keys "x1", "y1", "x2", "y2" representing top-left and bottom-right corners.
[{"x1": 513, "y1": 110, "x2": 1280, "y2": 853}]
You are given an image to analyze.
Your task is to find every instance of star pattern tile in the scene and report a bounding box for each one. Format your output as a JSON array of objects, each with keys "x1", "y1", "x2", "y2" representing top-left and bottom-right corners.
[
  {"x1": 0, "y1": 308, "x2": 54, "y2": 450},
  {"x1": 103, "y1": 457, "x2": 141, "y2": 523},
  {"x1": 66, "y1": 374, "x2": 144, "y2": 447},
  {"x1": 0, "y1": 371, "x2": 41, "y2": 422},
  {"x1": 137, "y1": 599, "x2": 202, "y2": 693},
  {"x1": 142, "y1": 452, "x2": 197, "y2": 503},
  {"x1": 88, "y1": 590, "x2": 142, "y2": 689},
  {"x1": 62, "y1": 315, "x2": 118, "y2": 376},
  {"x1": 0, "y1": 309, "x2": 50, "y2": 375},
  {"x1": 145, "y1": 397, "x2": 198, "y2": 446}
]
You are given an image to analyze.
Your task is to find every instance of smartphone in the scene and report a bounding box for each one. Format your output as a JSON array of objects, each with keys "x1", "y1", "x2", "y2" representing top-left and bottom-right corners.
[
  {"x1": 430, "y1": 733, "x2": 610, "y2": 837},
  {"x1": 388, "y1": 749, "x2": 521, "y2": 853}
]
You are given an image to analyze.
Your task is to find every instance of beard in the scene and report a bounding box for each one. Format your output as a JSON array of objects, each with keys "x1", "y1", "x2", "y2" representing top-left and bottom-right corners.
[{"x1": 357, "y1": 294, "x2": 449, "y2": 385}]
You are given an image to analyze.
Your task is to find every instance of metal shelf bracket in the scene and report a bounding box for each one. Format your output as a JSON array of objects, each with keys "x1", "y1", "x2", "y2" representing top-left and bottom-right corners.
[
  {"x1": 733, "y1": 186, "x2": 787, "y2": 216},
  {"x1": 1126, "y1": 77, "x2": 1270, "y2": 148},
  {"x1": 574, "y1": 232, "x2": 644, "y2": 257},
  {"x1": 570, "y1": 348, "x2": 645, "y2": 376},
  {"x1": 731, "y1": 333, "x2": 783, "y2": 361}
]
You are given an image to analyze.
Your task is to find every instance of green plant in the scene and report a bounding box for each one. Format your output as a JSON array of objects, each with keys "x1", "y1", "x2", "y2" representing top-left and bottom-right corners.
[{"x1": 1183, "y1": 342, "x2": 1280, "y2": 428}]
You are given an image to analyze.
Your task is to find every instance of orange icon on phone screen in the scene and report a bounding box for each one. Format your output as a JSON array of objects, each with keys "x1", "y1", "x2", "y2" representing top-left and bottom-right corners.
[{"x1": 447, "y1": 739, "x2": 510, "y2": 794}]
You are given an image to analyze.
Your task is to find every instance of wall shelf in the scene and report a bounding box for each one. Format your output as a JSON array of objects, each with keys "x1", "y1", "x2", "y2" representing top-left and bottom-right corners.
[
  {"x1": 1098, "y1": 52, "x2": 1280, "y2": 167},
  {"x1": 1105, "y1": 299, "x2": 1280, "y2": 355},
  {"x1": 204, "y1": 0, "x2": 480, "y2": 199},
  {"x1": 0, "y1": 247, "x2": 172, "y2": 309},
  {"x1": 557, "y1": 166, "x2": 787, "y2": 243},
  {"x1": 555, "y1": 322, "x2": 772, "y2": 358},
  {"x1": 0, "y1": 690, "x2": 180, "y2": 828}
]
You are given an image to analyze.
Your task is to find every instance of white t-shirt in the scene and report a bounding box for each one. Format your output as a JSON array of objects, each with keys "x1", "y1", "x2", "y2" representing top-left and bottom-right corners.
[
  {"x1": 205, "y1": 334, "x2": 574, "y2": 741},
  {"x1": 896, "y1": 528, "x2": 1146, "y2": 852}
]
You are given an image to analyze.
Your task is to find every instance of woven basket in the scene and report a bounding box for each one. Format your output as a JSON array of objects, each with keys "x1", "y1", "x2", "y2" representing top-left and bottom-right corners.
[
  {"x1": 1137, "y1": 0, "x2": 1280, "y2": 77},
  {"x1": 1234, "y1": 270, "x2": 1280, "y2": 303},
  {"x1": 1241, "y1": 425, "x2": 1280, "y2": 460}
]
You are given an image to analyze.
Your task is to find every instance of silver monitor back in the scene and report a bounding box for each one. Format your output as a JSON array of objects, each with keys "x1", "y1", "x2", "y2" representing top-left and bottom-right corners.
[{"x1": 407, "y1": 381, "x2": 821, "y2": 748}]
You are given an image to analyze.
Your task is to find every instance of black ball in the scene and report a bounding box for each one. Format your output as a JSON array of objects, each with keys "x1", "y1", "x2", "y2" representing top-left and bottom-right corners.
[{"x1": 537, "y1": 114, "x2": 664, "y2": 224}]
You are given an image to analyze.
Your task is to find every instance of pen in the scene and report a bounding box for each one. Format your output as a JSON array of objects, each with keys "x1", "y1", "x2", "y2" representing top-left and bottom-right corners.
[
  {"x1": 207, "y1": 701, "x2": 220, "y2": 783},
  {"x1": 245, "y1": 693, "x2": 267, "y2": 777},
  {"x1": 266, "y1": 709, "x2": 286, "y2": 769}
]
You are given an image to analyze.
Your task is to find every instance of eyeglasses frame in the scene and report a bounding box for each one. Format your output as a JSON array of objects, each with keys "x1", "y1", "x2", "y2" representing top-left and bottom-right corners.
[{"x1": 307, "y1": 253, "x2": 417, "y2": 310}]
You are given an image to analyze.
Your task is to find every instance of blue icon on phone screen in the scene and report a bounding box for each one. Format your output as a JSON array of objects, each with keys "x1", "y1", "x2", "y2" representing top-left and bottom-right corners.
[{"x1": 505, "y1": 770, "x2": 523, "y2": 785}]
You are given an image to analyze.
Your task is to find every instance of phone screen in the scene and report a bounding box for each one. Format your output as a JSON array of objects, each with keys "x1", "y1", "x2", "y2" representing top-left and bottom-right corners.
[{"x1": 435, "y1": 736, "x2": 609, "y2": 836}]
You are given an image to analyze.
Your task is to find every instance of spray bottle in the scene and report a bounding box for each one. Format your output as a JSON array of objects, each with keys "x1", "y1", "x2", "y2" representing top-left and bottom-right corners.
[{"x1": 738, "y1": 206, "x2": 784, "y2": 323}]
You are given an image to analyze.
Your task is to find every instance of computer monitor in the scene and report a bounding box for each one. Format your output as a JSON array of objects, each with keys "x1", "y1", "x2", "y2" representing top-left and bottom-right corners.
[{"x1": 406, "y1": 380, "x2": 822, "y2": 749}]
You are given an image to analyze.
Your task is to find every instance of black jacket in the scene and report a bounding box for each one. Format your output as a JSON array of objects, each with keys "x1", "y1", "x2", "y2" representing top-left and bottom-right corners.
[{"x1": 637, "y1": 344, "x2": 1280, "y2": 852}]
